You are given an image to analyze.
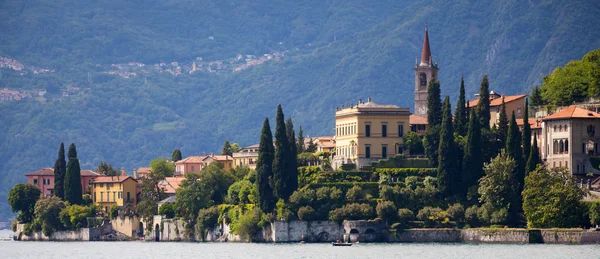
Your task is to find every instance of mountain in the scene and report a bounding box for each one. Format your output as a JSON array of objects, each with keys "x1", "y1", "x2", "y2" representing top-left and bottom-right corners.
[{"x1": 0, "y1": 0, "x2": 599, "y2": 221}]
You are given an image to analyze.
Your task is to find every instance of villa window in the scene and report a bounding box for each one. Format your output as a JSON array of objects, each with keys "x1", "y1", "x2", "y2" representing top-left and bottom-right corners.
[
  {"x1": 565, "y1": 140, "x2": 569, "y2": 154},
  {"x1": 398, "y1": 145, "x2": 403, "y2": 154},
  {"x1": 191, "y1": 165, "x2": 195, "y2": 172},
  {"x1": 100, "y1": 183, "x2": 104, "y2": 188},
  {"x1": 118, "y1": 192, "x2": 122, "y2": 199},
  {"x1": 365, "y1": 124, "x2": 371, "y2": 137},
  {"x1": 100, "y1": 192, "x2": 104, "y2": 202},
  {"x1": 365, "y1": 145, "x2": 371, "y2": 158},
  {"x1": 577, "y1": 165, "x2": 580, "y2": 173},
  {"x1": 382, "y1": 145, "x2": 388, "y2": 158},
  {"x1": 33, "y1": 179, "x2": 38, "y2": 185},
  {"x1": 113, "y1": 192, "x2": 116, "y2": 201},
  {"x1": 93, "y1": 192, "x2": 96, "y2": 202},
  {"x1": 382, "y1": 124, "x2": 387, "y2": 137},
  {"x1": 554, "y1": 125, "x2": 557, "y2": 132},
  {"x1": 127, "y1": 192, "x2": 131, "y2": 202},
  {"x1": 398, "y1": 124, "x2": 404, "y2": 137}
]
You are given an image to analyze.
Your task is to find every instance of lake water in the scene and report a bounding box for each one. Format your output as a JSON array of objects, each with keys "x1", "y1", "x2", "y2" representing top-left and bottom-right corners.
[{"x1": 1, "y1": 242, "x2": 600, "y2": 259}]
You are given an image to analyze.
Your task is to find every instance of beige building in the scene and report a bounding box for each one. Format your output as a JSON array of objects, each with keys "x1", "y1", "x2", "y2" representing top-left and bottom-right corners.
[
  {"x1": 174, "y1": 155, "x2": 233, "y2": 174},
  {"x1": 332, "y1": 98, "x2": 410, "y2": 170},
  {"x1": 541, "y1": 105, "x2": 600, "y2": 175},
  {"x1": 468, "y1": 92, "x2": 527, "y2": 127},
  {"x1": 232, "y1": 144, "x2": 259, "y2": 170}
]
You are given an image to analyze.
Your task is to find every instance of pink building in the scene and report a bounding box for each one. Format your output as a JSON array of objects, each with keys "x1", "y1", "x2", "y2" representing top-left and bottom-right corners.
[{"x1": 25, "y1": 168, "x2": 102, "y2": 197}]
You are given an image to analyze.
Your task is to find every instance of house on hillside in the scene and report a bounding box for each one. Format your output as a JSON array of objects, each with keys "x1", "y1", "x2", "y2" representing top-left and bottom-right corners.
[
  {"x1": 468, "y1": 92, "x2": 527, "y2": 127},
  {"x1": 232, "y1": 144, "x2": 259, "y2": 170},
  {"x1": 174, "y1": 155, "x2": 234, "y2": 174},
  {"x1": 90, "y1": 173, "x2": 138, "y2": 213},
  {"x1": 25, "y1": 168, "x2": 101, "y2": 197}
]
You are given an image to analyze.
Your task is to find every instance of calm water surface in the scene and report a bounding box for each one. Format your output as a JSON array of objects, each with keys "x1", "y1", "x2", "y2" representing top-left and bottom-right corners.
[{"x1": 1, "y1": 241, "x2": 600, "y2": 259}]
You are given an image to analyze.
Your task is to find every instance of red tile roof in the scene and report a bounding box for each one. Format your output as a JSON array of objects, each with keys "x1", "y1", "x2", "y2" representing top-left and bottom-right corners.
[
  {"x1": 159, "y1": 177, "x2": 185, "y2": 194},
  {"x1": 409, "y1": 114, "x2": 428, "y2": 125},
  {"x1": 92, "y1": 175, "x2": 136, "y2": 183},
  {"x1": 543, "y1": 106, "x2": 600, "y2": 121},
  {"x1": 26, "y1": 168, "x2": 101, "y2": 177},
  {"x1": 468, "y1": 94, "x2": 527, "y2": 108},
  {"x1": 25, "y1": 168, "x2": 54, "y2": 176},
  {"x1": 516, "y1": 118, "x2": 542, "y2": 129}
]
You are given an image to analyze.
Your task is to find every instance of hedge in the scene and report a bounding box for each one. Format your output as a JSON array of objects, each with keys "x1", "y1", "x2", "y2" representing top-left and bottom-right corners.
[
  {"x1": 376, "y1": 168, "x2": 437, "y2": 178},
  {"x1": 371, "y1": 155, "x2": 433, "y2": 169},
  {"x1": 315, "y1": 171, "x2": 376, "y2": 183}
]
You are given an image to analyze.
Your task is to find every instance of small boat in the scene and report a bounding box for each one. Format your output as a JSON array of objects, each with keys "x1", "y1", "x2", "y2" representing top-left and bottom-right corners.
[{"x1": 332, "y1": 242, "x2": 352, "y2": 246}]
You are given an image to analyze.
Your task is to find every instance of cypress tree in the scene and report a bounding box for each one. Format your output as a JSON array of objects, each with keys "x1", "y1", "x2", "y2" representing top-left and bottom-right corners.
[
  {"x1": 522, "y1": 99, "x2": 531, "y2": 164},
  {"x1": 53, "y1": 143, "x2": 66, "y2": 199},
  {"x1": 506, "y1": 112, "x2": 524, "y2": 224},
  {"x1": 426, "y1": 80, "x2": 442, "y2": 126},
  {"x1": 497, "y1": 97, "x2": 509, "y2": 146},
  {"x1": 256, "y1": 118, "x2": 275, "y2": 212},
  {"x1": 462, "y1": 110, "x2": 483, "y2": 198},
  {"x1": 437, "y1": 97, "x2": 458, "y2": 197},
  {"x1": 525, "y1": 135, "x2": 541, "y2": 174},
  {"x1": 477, "y1": 75, "x2": 491, "y2": 130},
  {"x1": 506, "y1": 111, "x2": 524, "y2": 190},
  {"x1": 454, "y1": 75, "x2": 468, "y2": 136},
  {"x1": 296, "y1": 126, "x2": 305, "y2": 154},
  {"x1": 221, "y1": 141, "x2": 233, "y2": 156},
  {"x1": 272, "y1": 104, "x2": 290, "y2": 200},
  {"x1": 172, "y1": 149, "x2": 182, "y2": 162},
  {"x1": 64, "y1": 143, "x2": 82, "y2": 205},
  {"x1": 285, "y1": 118, "x2": 299, "y2": 196}
]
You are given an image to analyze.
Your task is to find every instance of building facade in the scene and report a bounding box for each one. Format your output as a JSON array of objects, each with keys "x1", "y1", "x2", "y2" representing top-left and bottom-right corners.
[
  {"x1": 332, "y1": 98, "x2": 410, "y2": 170},
  {"x1": 232, "y1": 144, "x2": 259, "y2": 170},
  {"x1": 25, "y1": 168, "x2": 101, "y2": 197},
  {"x1": 541, "y1": 106, "x2": 600, "y2": 175},
  {"x1": 413, "y1": 25, "x2": 439, "y2": 117},
  {"x1": 175, "y1": 155, "x2": 234, "y2": 174},
  {"x1": 91, "y1": 175, "x2": 138, "y2": 213},
  {"x1": 468, "y1": 93, "x2": 527, "y2": 127}
]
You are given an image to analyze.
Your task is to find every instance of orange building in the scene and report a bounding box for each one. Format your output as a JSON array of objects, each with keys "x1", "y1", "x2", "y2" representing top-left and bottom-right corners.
[
  {"x1": 91, "y1": 174, "x2": 138, "y2": 213},
  {"x1": 468, "y1": 92, "x2": 527, "y2": 127}
]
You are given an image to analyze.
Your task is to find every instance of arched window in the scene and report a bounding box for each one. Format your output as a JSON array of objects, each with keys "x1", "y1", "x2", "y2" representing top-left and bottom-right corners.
[
  {"x1": 565, "y1": 140, "x2": 569, "y2": 154},
  {"x1": 554, "y1": 125, "x2": 557, "y2": 132},
  {"x1": 559, "y1": 125, "x2": 562, "y2": 132},
  {"x1": 565, "y1": 125, "x2": 568, "y2": 132},
  {"x1": 559, "y1": 140, "x2": 564, "y2": 153},
  {"x1": 553, "y1": 140, "x2": 558, "y2": 154}
]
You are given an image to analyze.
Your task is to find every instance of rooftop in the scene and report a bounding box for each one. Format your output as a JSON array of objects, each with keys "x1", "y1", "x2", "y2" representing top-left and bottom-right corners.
[
  {"x1": 409, "y1": 114, "x2": 428, "y2": 125},
  {"x1": 92, "y1": 175, "x2": 136, "y2": 183},
  {"x1": 543, "y1": 105, "x2": 600, "y2": 121},
  {"x1": 468, "y1": 94, "x2": 527, "y2": 108}
]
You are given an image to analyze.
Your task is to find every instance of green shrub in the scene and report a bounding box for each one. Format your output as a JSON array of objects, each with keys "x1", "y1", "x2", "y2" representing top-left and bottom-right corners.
[
  {"x1": 234, "y1": 207, "x2": 262, "y2": 242},
  {"x1": 375, "y1": 168, "x2": 437, "y2": 178},
  {"x1": 196, "y1": 206, "x2": 220, "y2": 240},
  {"x1": 59, "y1": 204, "x2": 95, "y2": 230},
  {"x1": 465, "y1": 205, "x2": 479, "y2": 227},
  {"x1": 289, "y1": 189, "x2": 316, "y2": 208},
  {"x1": 298, "y1": 166, "x2": 321, "y2": 186},
  {"x1": 260, "y1": 212, "x2": 275, "y2": 227},
  {"x1": 340, "y1": 164, "x2": 356, "y2": 171},
  {"x1": 476, "y1": 204, "x2": 492, "y2": 224},
  {"x1": 446, "y1": 203, "x2": 465, "y2": 222},
  {"x1": 379, "y1": 185, "x2": 395, "y2": 201},
  {"x1": 109, "y1": 205, "x2": 119, "y2": 219},
  {"x1": 588, "y1": 201, "x2": 600, "y2": 226},
  {"x1": 158, "y1": 202, "x2": 177, "y2": 218},
  {"x1": 346, "y1": 185, "x2": 364, "y2": 202},
  {"x1": 328, "y1": 203, "x2": 374, "y2": 222},
  {"x1": 316, "y1": 186, "x2": 343, "y2": 203},
  {"x1": 34, "y1": 197, "x2": 66, "y2": 236},
  {"x1": 315, "y1": 171, "x2": 373, "y2": 183},
  {"x1": 376, "y1": 200, "x2": 397, "y2": 222},
  {"x1": 297, "y1": 206, "x2": 316, "y2": 221},
  {"x1": 82, "y1": 194, "x2": 92, "y2": 206},
  {"x1": 276, "y1": 199, "x2": 294, "y2": 222},
  {"x1": 397, "y1": 208, "x2": 414, "y2": 227},
  {"x1": 490, "y1": 207, "x2": 508, "y2": 225},
  {"x1": 417, "y1": 207, "x2": 447, "y2": 227}
]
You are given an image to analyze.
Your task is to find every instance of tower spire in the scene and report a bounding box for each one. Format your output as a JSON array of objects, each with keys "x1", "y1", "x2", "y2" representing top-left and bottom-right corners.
[{"x1": 420, "y1": 24, "x2": 432, "y2": 67}]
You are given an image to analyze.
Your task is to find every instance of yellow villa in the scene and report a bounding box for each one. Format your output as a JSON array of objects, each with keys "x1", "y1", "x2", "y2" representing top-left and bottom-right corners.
[
  {"x1": 332, "y1": 97, "x2": 410, "y2": 170},
  {"x1": 91, "y1": 174, "x2": 138, "y2": 213}
]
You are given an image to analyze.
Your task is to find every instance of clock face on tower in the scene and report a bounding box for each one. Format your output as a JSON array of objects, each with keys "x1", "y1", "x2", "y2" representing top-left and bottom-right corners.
[
  {"x1": 418, "y1": 105, "x2": 427, "y2": 115},
  {"x1": 419, "y1": 73, "x2": 427, "y2": 87}
]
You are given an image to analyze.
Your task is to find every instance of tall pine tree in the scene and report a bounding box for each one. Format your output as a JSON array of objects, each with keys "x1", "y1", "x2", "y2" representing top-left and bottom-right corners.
[
  {"x1": 454, "y1": 75, "x2": 468, "y2": 136},
  {"x1": 522, "y1": 99, "x2": 531, "y2": 165},
  {"x1": 285, "y1": 118, "x2": 299, "y2": 197},
  {"x1": 437, "y1": 97, "x2": 458, "y2": 197},
  {"x1": 497, "y1": 97, "x2": 509, "y2": 146},
  {"x1": 462, "y1": 110, "x2": 483, "y2": 198},
  {"x1": 477, "y1": 75, "x2": 491, "y2": 130},
  {"x1": 64, "y1": 143, "x2": 82, "y2": 205},
  {"x1": 525, "y1": 135, "x2": 541, "y2": 174},
  {"x1": 506, "y1": 111, "x2": 524, "y2": 224},
  {"x1": 53, "y1": 143, "x2": 66, "y2": 199},
  {"x1": 172, "y1": 149, "x2": 182, "y2": 162},
  {"x1": 256, "y1": 118, "x2": 275, "y2": 212},
  {"x1": 296, "y1": 126, "x2": 305, "y2": 154},
  {"x1": 426, "y1": 80, "x2": 442, "y2": 126},
  {"x1": 272, "y1": 105, "x2": 291, "y2": 200},
  {"x1": 221, "y1": 141, "x2": 233, "y2": 156}
]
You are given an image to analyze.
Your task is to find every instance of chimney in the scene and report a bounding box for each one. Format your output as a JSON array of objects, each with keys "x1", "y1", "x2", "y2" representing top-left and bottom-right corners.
[
  {"x1": 134, "y1": 168, "x2": 138, "y2": 179},
  {"x1": 121, "y1": 168, "x2": 126, "y2": 176},
  {"x1": 367, "y1": 97, "x2": 371, "y2": 102}
]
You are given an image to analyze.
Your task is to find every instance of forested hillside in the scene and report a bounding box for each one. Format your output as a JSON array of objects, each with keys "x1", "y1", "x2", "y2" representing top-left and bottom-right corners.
[{"x1": 1, "y1": 0, "x2": 599, "y2": 221}]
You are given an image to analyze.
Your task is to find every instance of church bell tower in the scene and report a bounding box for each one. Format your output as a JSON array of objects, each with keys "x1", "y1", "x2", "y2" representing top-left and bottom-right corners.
[{"x1": 413, "y1": 25, "x2": 439, "y2": 116}]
